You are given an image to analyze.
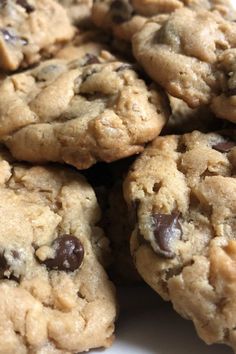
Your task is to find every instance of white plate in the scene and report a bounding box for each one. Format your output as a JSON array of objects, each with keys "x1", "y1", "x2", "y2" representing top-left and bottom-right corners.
[{"x1": 90, "y1": 285, "x2": 233, "y2": 354}]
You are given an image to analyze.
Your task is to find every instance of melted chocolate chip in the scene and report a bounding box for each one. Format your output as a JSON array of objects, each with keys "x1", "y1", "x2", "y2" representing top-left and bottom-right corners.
[
  {"x1": 115, "y1": 63, "x2": 132, "y2": 72},
  {"x1": 0, "y1": 253, "x2": 7, "y2": 270},
  {"x1": 83, "y1": 53, "x2": 100, "y2": 66},
  {"x1": 16, "y1": 0, "x2": 35, "y2": 13},
  {"x1": 0, "y1": 250, "x2": 20, "y2": 281},
  {"x1": 0, "y1": 28, "x2": 28, "y2": 45},
  {"x1": 110, "y1": 0, "x2": 133, "y2": 24},
  {"x1": 212, "y1": 141, "x2": 236, "y2": 153},
  {"x1": 152, "y1": 213, "x2": 182, "y2": 258},
  {"x1": 225, "y1": 87, "x2": 236, "y2": 97},
  {"x1": 0, "y1": 28, "x2": 16, "y2": 42},
  {"x1": 38, "y1": 235, "x2": 84, "y2": 272}
]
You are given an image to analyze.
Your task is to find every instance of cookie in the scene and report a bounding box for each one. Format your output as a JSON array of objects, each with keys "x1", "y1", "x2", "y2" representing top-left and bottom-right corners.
[
  {"x1": 0, "y1": 59, "x2": 169, "y2": 169},
  {"x1": 92, "y1": 0, "x2": 236, "y2": 42},
  {"x1": 124, "y1": 130, "x2": 236, "y2": 351},
  {"x1": 162, "y1": 95, "x2": 223, "y2": 134},
  {"x1": 132, "y1": 8, "x2": 236, "y2": 111},
  {"x1": 0, "y1": 0, "x2": 75, "y2": 71},
  {"x1": 0, "y1": 147, "x2": 116, "y2": 354},
  {"x1": 57, "y1": 0, "x2": 93, "y2": 26}
]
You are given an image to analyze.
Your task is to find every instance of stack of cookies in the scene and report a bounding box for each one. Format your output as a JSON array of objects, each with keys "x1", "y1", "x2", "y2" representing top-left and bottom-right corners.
[{"x1": 0, "y1": 0, "x2": 235, "y2": 353}]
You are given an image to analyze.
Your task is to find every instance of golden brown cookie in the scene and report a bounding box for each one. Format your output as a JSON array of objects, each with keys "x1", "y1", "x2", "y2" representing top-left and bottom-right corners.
[
  {"x1": 92, "y1": 0, "x2": 236, "y2": 42},
  {"x1": 0, "y1": 0, "x2": 74, "y2": 71},
  {"x1": 124, "y1": 130, "x2": 236, "y2": 351},
  {"x1": 132, "y1": 8, "x2": 236, "y2": 117},
  {"x1": 0, "y1": 148, "x2": 116, "y2": 354},
  {"x1": 0, "y1": 59, "x2": 169, "y2": 169}
]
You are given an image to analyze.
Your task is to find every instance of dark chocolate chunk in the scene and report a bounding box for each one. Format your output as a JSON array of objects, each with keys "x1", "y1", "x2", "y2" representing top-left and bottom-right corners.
[
  {"x1": 0, "y1": 28, "x2": 28, "y2": 45},
  {"x1": 37, "y1": 235, "x2": 84, "y2": 272},
  {"x1": 110, "y1": 0, "x2": 133, "y2": 24},
  {"x1": 152, "y1": 213, "x2": 182, "y2": 258},
  {"x1": 0, "y1": 250, "x2": 20, "y2": 281},
  {"x1": 83, "y1": 53, "x2": 100, "y2": 65},
  {"x1": 115, "y1": 63, "x2": 132, "y2": 72},
  {"x1": 0, "y1": 253, "x2": 7, "y2": 271},
  {"x1": 0, "y1": 28, "x2": 16, "y2": 42},
  {"x1": 212, "y1": 141, "x2": 236, "y2": 153},
  {"x1": 16, "y1": 0, "x2": 35, "y2": 13}
]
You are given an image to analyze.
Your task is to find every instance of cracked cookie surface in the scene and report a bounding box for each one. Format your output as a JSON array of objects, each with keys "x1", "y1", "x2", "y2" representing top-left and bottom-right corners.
[
  {"x1": 124, "y1": 130, "x2": 236, "y2": 351},
  {"x1": 0, "y1": 59, "x2": 168, "y2": 169},
  {"x1": 0, "y1": 0, "x2": 74, "y2": 71},
  {"x1": 0, "y1": 148, "x2": 116, "y2": 354},
  {"x1": 92, "y1": 0, "x2": 236, "y2": 42},
  {"x1": 132, "y1": 8, "x2": 236, "y2": 118}
]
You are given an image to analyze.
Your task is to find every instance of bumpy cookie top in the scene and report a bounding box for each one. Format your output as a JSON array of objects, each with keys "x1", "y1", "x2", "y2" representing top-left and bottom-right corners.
[
  {"x1": 0, "y1": 148, "x2": 116, "y2": 354},
  {"x1": 124, "y1": 130, "x2": 236, "y2": 350},
  {"x1": 132, "y1": 8, "x2": 236, "y2": 112},
  {"x1": 211, "y1": 49, "x2": 236, "y2": 122},
  {"x1": 0, "y1": 0, "x2": 74, "y2": 71},
  {"x1": 92, "y1": 0, "x2": 236, "y2": 41},
  {"x1": 0, "y1": 58, "x2": 168, "y2": 169}
]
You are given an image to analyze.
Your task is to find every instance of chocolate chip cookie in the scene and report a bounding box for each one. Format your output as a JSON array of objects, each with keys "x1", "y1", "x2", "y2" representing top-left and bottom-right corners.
[
  {"x1": 92, "y1": 0, "x2": 236, "y2": 42},
  {"x1": 0, "y1": 58, "x2": 169, "y2": 169},
  {"x1": 124, "y1": 130, "x2": 236, "y2": 351},
  {"x1": 57, "y1": 0, "x2": 93, "y2": 26},
  {"x1": 0, "y1": 147, "x2": 116, "y2": 354},
  {"x1": 132, "y1": 8, "x2": 236, "y2": 112},
  {"x1": 0, "y1": 0, "x2": 75, "y2": 71}
]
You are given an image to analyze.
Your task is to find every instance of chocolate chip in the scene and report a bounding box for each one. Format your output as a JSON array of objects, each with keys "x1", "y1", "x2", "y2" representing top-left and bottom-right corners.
[
  {"x1": 0, "y1": 253, "x2": 7, "y2": 270},
  {"x1": 225, "y1": 87, "x2": 236, "y2": 97},
  {"x1": 152, "y1": 213, "x2": 182, "y2": 258},
  {"x1": 0, "y1": 250, "x2": 20, "y2": 281},
  {"x1": 110, "y1": 0, "x2": 133, "y2": 24},
  {"x1": 115, "y1": 63, "x2": 133, "y2": 72},
  {"x1": 83, "y1": 53, "x2": 100, "y2": 66},
  {"x1": 77, "y1": 291, "x2": 85, "y2": 299},
  {"x1": 0, "y1": 28, "x2": 16, "y2": 42},
  {"x1": 16, "y1": 0, "x2": 35, "y2": 13},
  {"x1": 0, "y1": 28, "x2": 28, "y2": 45},
  {"x1": 37, "y1": 235, "x2": 84, "y2": 272},
  {"x1": 212, "y1": 141, "x2": 236, "y2": 153}
]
